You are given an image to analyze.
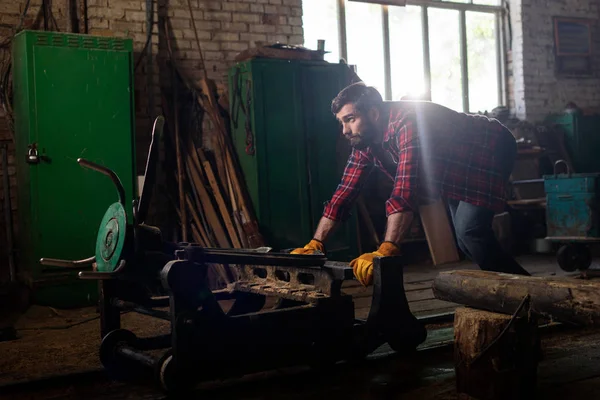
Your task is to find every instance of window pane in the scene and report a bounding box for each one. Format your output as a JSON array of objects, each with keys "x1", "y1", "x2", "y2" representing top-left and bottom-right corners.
[
  {"x1": 389, "y1": 5, "x2": 425, "y2": 100},
  {"x1": 346, "y1": 2, "x2": 386, "y2": 96},
  {"x1": 429, "y1": 8, "x2": 463, "y2": 112},
  {"x1": 467, "y1": 12, "x2": 499, "y2": 113},
  {"x1": 473, "y1": 0, "x2": 501, "y2": 6},
  {"x1": 302, "y1": 0, "x2": 340, "y2": 63}
]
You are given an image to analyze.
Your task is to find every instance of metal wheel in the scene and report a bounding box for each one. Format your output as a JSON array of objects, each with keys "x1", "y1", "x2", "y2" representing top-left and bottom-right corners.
[
  {"x1": 154, "y1": 350, "x2": 195, "y2": 395},
  {"x1": 557, "y1": 243, "x2": 592, "y2": 272},
  {"x1": 99, "y1": 329, "x2": 140, "y2": 380}
]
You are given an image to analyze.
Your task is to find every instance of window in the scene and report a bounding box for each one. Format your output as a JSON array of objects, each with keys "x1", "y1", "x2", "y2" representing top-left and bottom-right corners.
[{"x1": 302, "y1": 0, "x2": 505, "y2": 113}]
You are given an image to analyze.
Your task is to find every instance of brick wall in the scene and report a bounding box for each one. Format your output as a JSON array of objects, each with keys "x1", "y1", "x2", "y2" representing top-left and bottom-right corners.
[
  {"x1": 0, "y1": 0, "x2": 303, "y2": 279},
  {"x1": 509, "y1": 0, "x2": 600, "y2": 122}
]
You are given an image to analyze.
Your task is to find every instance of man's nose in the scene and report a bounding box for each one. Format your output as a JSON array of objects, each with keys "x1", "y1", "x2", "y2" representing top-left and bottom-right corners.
[{"x1": 342, "y1": 124, "x2": 351, "y2": 136}]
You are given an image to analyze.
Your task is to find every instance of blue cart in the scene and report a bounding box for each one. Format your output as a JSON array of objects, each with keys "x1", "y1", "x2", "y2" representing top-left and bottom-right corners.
[{"x1": 544, "y1": 160, "x2": 600, "y2": 272}]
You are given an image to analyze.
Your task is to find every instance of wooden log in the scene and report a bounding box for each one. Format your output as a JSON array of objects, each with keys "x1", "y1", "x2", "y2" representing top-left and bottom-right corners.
[
  {"x1": 454, "y1": 307, "x2": 539, "y2": 400},
  {"x1": 433, "y1": 270, "x2": 600, "y2": 326}
]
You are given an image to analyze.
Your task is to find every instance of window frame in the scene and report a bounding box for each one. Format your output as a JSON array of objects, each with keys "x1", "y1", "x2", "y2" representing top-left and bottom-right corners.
[{"x1": 335, "y1": 0, "x2": 507, "y2": 111}]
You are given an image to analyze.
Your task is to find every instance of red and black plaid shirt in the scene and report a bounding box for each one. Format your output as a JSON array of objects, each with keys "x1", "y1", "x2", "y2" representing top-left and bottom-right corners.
[{"x1": 323, "y1": 102, "x2": 516, "y2": 221}]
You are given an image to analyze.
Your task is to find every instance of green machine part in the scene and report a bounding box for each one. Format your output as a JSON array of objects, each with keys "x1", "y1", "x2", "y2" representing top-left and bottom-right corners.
[
  {"x1": 227, "y1": 58, "x2": 360, "y2": 261},
  {"x1": 12, "y1": 31, "x2": 137, "y2": 308}
]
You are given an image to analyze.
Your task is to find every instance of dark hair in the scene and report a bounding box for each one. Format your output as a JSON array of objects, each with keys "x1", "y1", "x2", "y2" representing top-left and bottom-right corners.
[{"x1": 331, "y1": 82, "x2": 383, "y2": 115}]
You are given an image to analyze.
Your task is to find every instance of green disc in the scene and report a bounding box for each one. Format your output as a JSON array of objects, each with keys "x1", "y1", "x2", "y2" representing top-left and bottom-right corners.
[{"x1": 95, "y1": 202, "x2": 127, "y2": 273}]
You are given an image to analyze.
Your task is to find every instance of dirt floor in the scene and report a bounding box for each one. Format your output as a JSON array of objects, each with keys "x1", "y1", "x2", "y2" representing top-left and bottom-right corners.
[
  {"x1": 0, "y1": 306, "x2": 171, "y2": 384},
  {"x1": 1, "y1": 255, "x2": 599, "y2": 399},
  {"x1": 3, "y1": 325, "x2": 600, "y2": 400}
]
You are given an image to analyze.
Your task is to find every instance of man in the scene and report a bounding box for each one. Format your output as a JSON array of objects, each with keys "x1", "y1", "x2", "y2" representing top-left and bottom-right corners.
[{"x1": 291, "y1": 82, "x2": 530, "y2": 286}]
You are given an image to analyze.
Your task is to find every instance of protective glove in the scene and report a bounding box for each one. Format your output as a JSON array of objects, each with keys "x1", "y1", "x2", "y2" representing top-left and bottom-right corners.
[
  {"x1": 350, "y1": 241, "x2": 401, "y2": 287},
  {"x1": 290, "y1": 239, "x2": 325, "y2": 255}
]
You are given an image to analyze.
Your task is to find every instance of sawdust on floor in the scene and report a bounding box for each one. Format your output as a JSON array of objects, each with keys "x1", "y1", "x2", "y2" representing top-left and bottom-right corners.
[{"x1": 0, "y1": 305, "x2": 170, "y2": 385}]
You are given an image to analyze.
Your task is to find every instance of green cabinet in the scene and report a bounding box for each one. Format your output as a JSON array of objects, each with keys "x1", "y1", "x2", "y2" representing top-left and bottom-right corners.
[
  {"x1": 546, "y1": 111, "x2": 600, "y2": 173},
  {"x1": 228, "y1": 58, "x2": 359, "y2": 261},
  {"x1": 12, "y1": 31, "x2": 137, "y2": 308}
]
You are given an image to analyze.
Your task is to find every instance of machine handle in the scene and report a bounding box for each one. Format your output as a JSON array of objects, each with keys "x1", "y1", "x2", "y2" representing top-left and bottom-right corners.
[
  {"x1": 553, "y1": 159, "x2": 571, "y2": 177},
  {"x1": 78, "y1": 260, "x2": 126, "y2": 280},
  {"x1": 77, "y1": 158, "x2": 126, "y2": 207},
  {"x1": 39, "y1": 256, "x2": 96, "y2": 268}
]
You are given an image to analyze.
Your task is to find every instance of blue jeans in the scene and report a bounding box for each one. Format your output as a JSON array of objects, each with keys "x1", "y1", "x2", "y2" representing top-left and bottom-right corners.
[
  {"x1": 446, "y1": 133, "x2": 530, "y2": 276},
  {"x1": 448, "y1": 199, "x2": 530, "y2": 276}
]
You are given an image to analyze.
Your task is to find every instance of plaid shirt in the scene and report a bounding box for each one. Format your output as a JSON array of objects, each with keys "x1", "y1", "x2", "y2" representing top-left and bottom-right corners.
[{"x1": 323, "y1": 101, "x2": 516, "y2": 221}]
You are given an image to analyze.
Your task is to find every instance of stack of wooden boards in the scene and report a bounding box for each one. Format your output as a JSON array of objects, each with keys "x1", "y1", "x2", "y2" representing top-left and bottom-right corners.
[{"x1": 158, "y1": 13, "x2": 266, "y2": 287}]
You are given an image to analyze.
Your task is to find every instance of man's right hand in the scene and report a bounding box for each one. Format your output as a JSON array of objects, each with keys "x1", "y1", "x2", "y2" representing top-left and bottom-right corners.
[{"x1": 290, "y1": 239, "x2": 325, "y2": 255}]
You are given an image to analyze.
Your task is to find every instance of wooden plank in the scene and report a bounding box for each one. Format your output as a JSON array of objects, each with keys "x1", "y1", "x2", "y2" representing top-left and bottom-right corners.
[
  {"x1": 184, "y1": 156, "x2": 231, "y2": 248},
  {"x1": 418, "y1": 199, "x2": 460, "y2": 266},
  {"x1": 201, "y1": 157, "x2": 242, "y2": 248}
]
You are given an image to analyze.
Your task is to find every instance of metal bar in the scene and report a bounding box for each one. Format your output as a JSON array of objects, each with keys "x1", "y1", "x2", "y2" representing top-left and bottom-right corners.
[
  {"x1": 77, "y1": 158, "x2": 126, "y2": 206},
  {"x1": 421, "y1": 6, "x2": 432, "y2": 100},
  {"x1": 338, "y1": 0, "x2": 348, "y2": 61},
  {"x1": 112, "y1": 299, "x2": 171, "y2": 321},
  {"x1": 512, "y1": 178, "x2": 544, "y2": 185},
  {"x1": 459, "y1": 10, "x2": 469, "y2": 112},
  {"x1": 39, "y1": 256, "x2": 95, "y2": 268},
  {"x1": 497, "y1": 11, "x2": 507, "y2": 106},
  {"x1": 406, "y1": 0, "x2": 503, "y2": 12},
  {"x1": 382, "y1": 5, "x2": 392, "y2": 100},
  {"x1": 185, "y1": 247, "x2": 327, "y2": 267},
  {"x1": 349, "y1": 0, "x2": 407, "y2": 5},
  {"x1": 135, "y1": 334, "x2": 172, "y2": 351},
  {"x1": 1, "y1": 144, "x2": 15, "y2": 282},
  {"x1": 117, "y1": 346, "x2": 156, "y2": 368}
]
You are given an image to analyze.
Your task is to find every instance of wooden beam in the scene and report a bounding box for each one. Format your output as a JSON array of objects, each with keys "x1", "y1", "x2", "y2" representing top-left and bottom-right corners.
[{"x1": 433, "y1": 270, "x2": 600, "y2": 326}]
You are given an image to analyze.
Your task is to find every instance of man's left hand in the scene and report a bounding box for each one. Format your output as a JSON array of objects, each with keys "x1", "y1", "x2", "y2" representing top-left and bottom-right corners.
[{"x1": 350, "y1": 241, "x2": 402, "y2": 286}]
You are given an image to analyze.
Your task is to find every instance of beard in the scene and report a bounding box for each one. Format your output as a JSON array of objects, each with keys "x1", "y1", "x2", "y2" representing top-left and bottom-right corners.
[{"x1": 347, "y1": 125, "x2": 377, "y2": 150}]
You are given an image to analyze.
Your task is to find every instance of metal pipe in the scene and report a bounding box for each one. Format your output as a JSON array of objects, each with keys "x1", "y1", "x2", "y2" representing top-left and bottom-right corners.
[
  {"x1": 112, "y1": 299, "x2": 171, "y2": 321},
  {"x1": 117, "y1": 346, "x2": 156, "y2": 368},
  {"x1": 1, "y1": 144, "x2": 15, "y2": 282},
  {"x1": 421, "y1": 6, "x2": 432, "y2": 100},
  {"x1": 39, "y1": 256, "x2": 95, "y2": 268},
  {"x1": 459, "y1": 10, "x2": 469, "y2": 112},
  {"x1": 382, "y1": 5, "x2": 392, "y2": 100},
  {"x1": 135, "y1": 334, "x2": 172, "y2": 351},
  {"x1": 77, "y1": 158, "x2": 126, "y2": 206}
]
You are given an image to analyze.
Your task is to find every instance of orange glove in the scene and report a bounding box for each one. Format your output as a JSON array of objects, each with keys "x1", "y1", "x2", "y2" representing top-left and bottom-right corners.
[
  {"x1": 350, "y1": 241, "x2": 401, "y2": 286},
  {"x1": 290, "y1": 239, "x2": 325, "y2": 255}
]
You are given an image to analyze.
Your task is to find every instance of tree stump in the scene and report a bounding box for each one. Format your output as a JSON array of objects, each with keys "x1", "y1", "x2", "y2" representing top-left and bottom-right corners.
[{"x1": 454, "y1": 307, "x2": 539, "y2": 400}]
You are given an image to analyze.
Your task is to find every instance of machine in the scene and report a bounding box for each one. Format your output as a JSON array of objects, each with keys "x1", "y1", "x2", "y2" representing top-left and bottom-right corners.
[{"x1": 39, "y1": 117, "x2": 427, "y2": 394}]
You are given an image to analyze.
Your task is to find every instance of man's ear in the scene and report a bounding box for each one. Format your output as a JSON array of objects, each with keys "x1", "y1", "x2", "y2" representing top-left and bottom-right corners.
[{"x1": 368, "y1": 106, "x2": 380, "y2": 122}]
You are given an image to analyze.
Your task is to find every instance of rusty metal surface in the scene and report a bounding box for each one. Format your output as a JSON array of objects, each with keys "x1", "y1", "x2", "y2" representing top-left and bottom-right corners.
[{"x1": 232, "y1": 264, "x2": 346, "y2": 304}]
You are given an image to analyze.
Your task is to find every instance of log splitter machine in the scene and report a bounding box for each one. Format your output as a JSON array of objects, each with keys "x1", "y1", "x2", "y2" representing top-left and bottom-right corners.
[{"x1": 40, "y1": 117, "x2": 427, "y2": 394}]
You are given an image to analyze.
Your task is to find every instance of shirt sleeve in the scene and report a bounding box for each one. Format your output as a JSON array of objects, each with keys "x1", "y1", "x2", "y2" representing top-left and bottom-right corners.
[
  {"x1": 385, "y1": 116, "x2": 421, "y2": 216},
  {"x1": 323, "y1": 148, "x2": 374, "y2": 222}
]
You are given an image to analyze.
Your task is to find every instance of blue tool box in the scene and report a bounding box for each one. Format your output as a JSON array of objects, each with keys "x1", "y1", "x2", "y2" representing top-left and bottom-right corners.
[{"x1": 544, "y1": 171, "x2": 600, "y2": 239}]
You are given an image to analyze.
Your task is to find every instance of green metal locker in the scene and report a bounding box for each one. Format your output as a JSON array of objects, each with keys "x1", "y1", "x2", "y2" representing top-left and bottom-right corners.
[
  {"x1": 12, "y1": 30, "x2": 137, "y2": 308},
  {"x1": 228, "y1": 58, "x2": 360, "y2": 261}
]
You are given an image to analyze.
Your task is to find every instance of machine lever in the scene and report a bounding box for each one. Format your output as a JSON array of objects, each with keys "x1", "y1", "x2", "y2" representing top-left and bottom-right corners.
[
  {"x1": 39, "y1": 256, "x2": 96, "y2": 268},
  {"x1": 79, "y1": 260, "x2": 127, "y2": 280},
  {"x1": 77, "y1": 158, "x2": 126, "y2": 207}
]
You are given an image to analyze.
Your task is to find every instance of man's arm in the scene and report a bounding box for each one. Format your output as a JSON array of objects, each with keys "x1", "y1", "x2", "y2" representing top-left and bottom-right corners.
[
  {"x1": 383, "y1": 116, "x2": 421, "y2": 247},
  {"x1": 383, "y1": 211, "x2": 414, "y2": 246},
  {"x1": 312, "y1": 216, "x2": 339, "y2": 242},
  {"x1": 317, "y1": 148, "x2": 374, "y2": 244}
]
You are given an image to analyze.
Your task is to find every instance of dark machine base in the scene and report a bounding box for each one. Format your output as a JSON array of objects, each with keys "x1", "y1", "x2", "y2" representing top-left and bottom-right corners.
[{"x1": 95, "y1": 247, "x2": 426, "y2": 394}]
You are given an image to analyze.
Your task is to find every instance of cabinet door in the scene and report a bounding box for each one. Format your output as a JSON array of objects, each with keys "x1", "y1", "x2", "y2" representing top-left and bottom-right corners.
[
  {"x1": 301, "y1": 64, "x2": 360, "y2": 261},
  {"x1": 30, "y1": 45, "x2": 136, "y2": 272},
  {"x1": 251, "y1": 61, "x2": 313, "y2": 250}
]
